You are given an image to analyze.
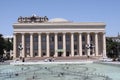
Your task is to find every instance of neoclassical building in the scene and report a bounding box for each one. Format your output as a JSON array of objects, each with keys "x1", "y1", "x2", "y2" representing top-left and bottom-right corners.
[{"x1": 13, "y1": 15, "x2": 106, "y2": 58}]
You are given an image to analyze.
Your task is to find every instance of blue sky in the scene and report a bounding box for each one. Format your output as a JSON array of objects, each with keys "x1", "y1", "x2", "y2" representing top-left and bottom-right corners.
[{"x1": 0, "y1": 0, "x2": 120, "y2": 37}]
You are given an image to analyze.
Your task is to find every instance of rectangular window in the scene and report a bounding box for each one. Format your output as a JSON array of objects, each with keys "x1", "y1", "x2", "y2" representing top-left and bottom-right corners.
[
  {"x1": 34, "y1": 35, "x2": 38, "y2": 42},
  {"x1": 74, "y1": 35, "x2": 77, "y2": 41},
  {"x1": 66, "y1": 35, "x2": 70, "y2": 41},
  {"x1": 42, "y1": 35, "x2": 46, "y2": 42},
  {"x1": 50, "y1": 36, "x2": 54, "y2": 42},
  {"x1": 82, "y1": 35, "x2": 85, "y2": 41},
  {"x1": 58, "y1": 35, "x2": 62, "y2": 41},
  {"x1": 58, "y1": 44, "x2": 62, "y2": 49},
  {"x1": 82, "y1": 44, "x2": 85, "y2": 49},
  {"x1": 74, "y1": 44, "x2": 77, "y2": 49},
  {"x1": 34, "y1": 45, "x2": 38, "y2": 50},
  {"x1": 25, "y1": 35, "x2": 30, "y2": 42},
  {"x1": 50, "y1": 44, "x2": 54, "y2": 50},
  {"x1": 42, "y1": 44, "x2": 46, "y2": 50},
  {"x1": 90, "y1": 35, "x2": 93, "y2": 41},
  {"x1": 66, "y1": 44, "x2": 70, "y2": 50}
]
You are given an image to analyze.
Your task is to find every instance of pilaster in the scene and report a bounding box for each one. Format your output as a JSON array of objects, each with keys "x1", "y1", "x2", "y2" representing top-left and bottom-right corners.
[
  {"x1": 30, "y1": 33, "x2": 33, "y2": 57},
  {"x1": 71, "y1": 33, "x2": 74, "y2": 56},
  {"x1": 54, "y1": 33, "x2": 58, "y2": 57},
  {"x1": 79, "y1": 33, "x2": 82, "y2": 56},
  {"x1": 38, "y1": 33, "x2": 41, "y2": 57}
]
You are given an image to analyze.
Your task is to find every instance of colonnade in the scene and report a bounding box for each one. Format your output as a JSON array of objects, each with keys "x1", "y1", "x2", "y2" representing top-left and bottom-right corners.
[{"x1": 13, "y1": 32, "x2": 106, "y2": 58}]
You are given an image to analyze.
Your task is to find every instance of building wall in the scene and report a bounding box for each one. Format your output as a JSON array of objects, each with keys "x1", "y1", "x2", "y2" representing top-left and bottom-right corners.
[{"x1": 13, "y1": 22, "x2": 106, "y2": 58}]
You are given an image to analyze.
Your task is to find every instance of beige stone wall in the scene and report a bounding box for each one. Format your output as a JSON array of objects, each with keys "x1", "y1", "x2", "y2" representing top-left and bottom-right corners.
[{"x1": 13, "y1": 22, "x2": 106, "y2": 58}]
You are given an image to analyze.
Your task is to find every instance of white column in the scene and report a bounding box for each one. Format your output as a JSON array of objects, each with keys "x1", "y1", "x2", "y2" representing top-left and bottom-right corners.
[
  {"x1": 13, "y1": 33, "x2": 17, "y2": 58},
  {"x1": 95, "y1": 33, "x2": 98, "y2": 56},
  {"x1": 63, "y1": 33, "x2": 66, "y2": 57},
  {"x1": 71, "y1": 33, "x2": 74, "y2": 56},
  {"x1": 103, "y1": 33, "x2": 106, "y2": 57},
  {"x1": 79, "y1": 33, "x2": 82, "y2": 56},
  {"x1": 54, "y1": 33, "x2": 58, "y2": 57},
  {"x1": 30, "y1": 33, "x2": 33, "y2": 57},
  {"x1": 87, "y1": 33, "x2": 90, "y2": 56},
  {"x1": 46, "y1": 33, "x2": 50, "y2": 57},
  {"x1": 21, "y1": 33, "x2": 25, "y2": 57},
  {"x1": 38, "y1": 33, "x2": 41, "y2": 57}
]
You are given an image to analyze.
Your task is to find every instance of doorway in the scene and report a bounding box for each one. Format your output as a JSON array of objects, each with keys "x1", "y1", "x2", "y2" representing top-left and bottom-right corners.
[
  {"x1": 66, "y1": 51, "x2": 70, "y2": 57},
  {"x1": 58, "y1": 52, "x2": 63, "y2": 57},
  {"x1": 50, "y1": 51, "x2": 54, "y2": 57}
]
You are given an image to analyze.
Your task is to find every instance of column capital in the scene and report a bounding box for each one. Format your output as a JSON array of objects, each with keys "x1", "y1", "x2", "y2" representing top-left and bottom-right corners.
[
  {"x1": 46, "y1": 32, "x2": 50, "y2": 34},
  {"x1": 13, "y1": 33, "x2": 17, "y2": 35},
  {"x1": 103, "y1": 32, "x2": 106, "y2": 34},
  {"x1": 62, "y1": 32, "x2": 66, "y2": 34},
  {"x1": 95, "y1": 33, "x2": 98, "y2": 36},
  {"x1": 29, "y1": 32, "x2": 33, "y2": 35},
  {"x1": 71, "y1": 32, "x2": 74, "y2": 34},
  {"x1": 87, "y1": 32, "x2": 90, "y2": 34},
  {"x1": 78, "y1": 32, "x2": 82, "y2": 34},
  {"x1": 95, "y1": 32, "x2": 98, "y2": 34},
  {"x1": 38, "y1": 32, "x2": 42, "y2": 34},
  {"x1": 54, "y1": 32, "x2": 58, "y2": 34},
  {"x1": 21, "y1": 33, "x2": 25, "y2": 35}
]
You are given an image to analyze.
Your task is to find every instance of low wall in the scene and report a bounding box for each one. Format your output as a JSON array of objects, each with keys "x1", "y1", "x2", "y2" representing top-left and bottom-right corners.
[{"x1": 10, "y1": 61, "x2": 93, "y2": 65}]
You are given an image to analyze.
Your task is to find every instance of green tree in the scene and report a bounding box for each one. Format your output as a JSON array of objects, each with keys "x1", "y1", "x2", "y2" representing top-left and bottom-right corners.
[
  {"x1": 4, "y1": 38, "x2": 13, "y2": 51},
  {"x1": 106, "y1": 38, "x2": 120, "y2": 58},
  {"x1": 3, "y1": 38, "x2": 13, "y2": 60},
  {"x1": 0, "y1": 34, "x2": 5, "y2": 57}
]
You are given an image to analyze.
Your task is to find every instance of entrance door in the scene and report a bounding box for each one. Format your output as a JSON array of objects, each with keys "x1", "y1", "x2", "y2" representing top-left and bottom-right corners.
[
  {"x1": 58, "y1": 52, "x2": 62, "y2": 57},
  {"x1": 66, "y1": 51, "x2": 70, "y2": 56},
  {"x1": 50, "y1": 52, "x2": 54, "y2": 57}
]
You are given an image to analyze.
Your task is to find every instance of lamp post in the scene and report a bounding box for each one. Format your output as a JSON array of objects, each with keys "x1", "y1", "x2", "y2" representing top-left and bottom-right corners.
[
  {"x1": 18, "y1": 43, "x2": 23, "y2": 59},
  {"x1": 86, "y1": 44, "x2": 95, "y2": 58},
  {"x1": 86, "y1": 44, "x2": 90, "y2": 58}
]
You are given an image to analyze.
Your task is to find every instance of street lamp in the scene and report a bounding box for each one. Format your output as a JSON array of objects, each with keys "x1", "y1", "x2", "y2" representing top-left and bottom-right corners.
[
  {"x1": 86, "y1": 43, "x2": 95, "y2": 57},
  {"x1": 86, "y1": 44, "x2": 90, "y2": 49},
  {"x1": 86, "y1": 44, "x2": 90, "y2": 58},
  {"x1": 18, "y1": 43, "x2": 23, "y2": 59}
]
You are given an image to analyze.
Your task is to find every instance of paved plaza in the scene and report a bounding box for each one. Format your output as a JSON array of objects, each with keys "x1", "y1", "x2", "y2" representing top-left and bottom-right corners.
[{"x1": 0, "y1": 62, "x2": 117, "y2": 80}]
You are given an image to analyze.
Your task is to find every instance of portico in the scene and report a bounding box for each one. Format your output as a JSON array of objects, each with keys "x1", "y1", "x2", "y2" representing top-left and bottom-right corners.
[{"x1": 13, "y1": 15, "x2": 106, "y2": 58}]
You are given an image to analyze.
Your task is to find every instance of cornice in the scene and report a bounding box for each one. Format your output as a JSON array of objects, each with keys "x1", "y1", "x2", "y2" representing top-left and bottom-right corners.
[{"x1": 13, "y1": 22, "x2": 106, "y2": 27}]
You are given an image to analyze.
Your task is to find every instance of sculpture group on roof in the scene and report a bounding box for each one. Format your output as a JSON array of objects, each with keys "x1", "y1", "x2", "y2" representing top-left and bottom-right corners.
[{"x1": 18, "y1": 15, "x2": 49, "y2": 23}]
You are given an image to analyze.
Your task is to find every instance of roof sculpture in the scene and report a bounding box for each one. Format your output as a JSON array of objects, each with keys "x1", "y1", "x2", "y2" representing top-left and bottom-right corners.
[
  {"x1": 18, "y1": 15, "x2": 49, "y2": 23},
  {"x1": 17, "y1": 15, "x2": 71, "y2": 23}
]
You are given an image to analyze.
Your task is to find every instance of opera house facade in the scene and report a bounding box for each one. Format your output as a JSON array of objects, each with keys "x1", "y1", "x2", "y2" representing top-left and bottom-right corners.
[{"x1": 13, "y1": 15, "x2": 106, "y2": 58}]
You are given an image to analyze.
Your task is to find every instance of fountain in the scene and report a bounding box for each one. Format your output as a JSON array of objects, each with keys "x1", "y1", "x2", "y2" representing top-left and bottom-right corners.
[{"x1": 0, "y1": 63, "x2": 119, "y2": 80}]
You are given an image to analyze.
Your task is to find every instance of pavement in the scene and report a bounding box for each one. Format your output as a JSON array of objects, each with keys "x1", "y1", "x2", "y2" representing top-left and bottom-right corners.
[{"x1": 2, "y1": 56, "x2": 120, "y2": 65}]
